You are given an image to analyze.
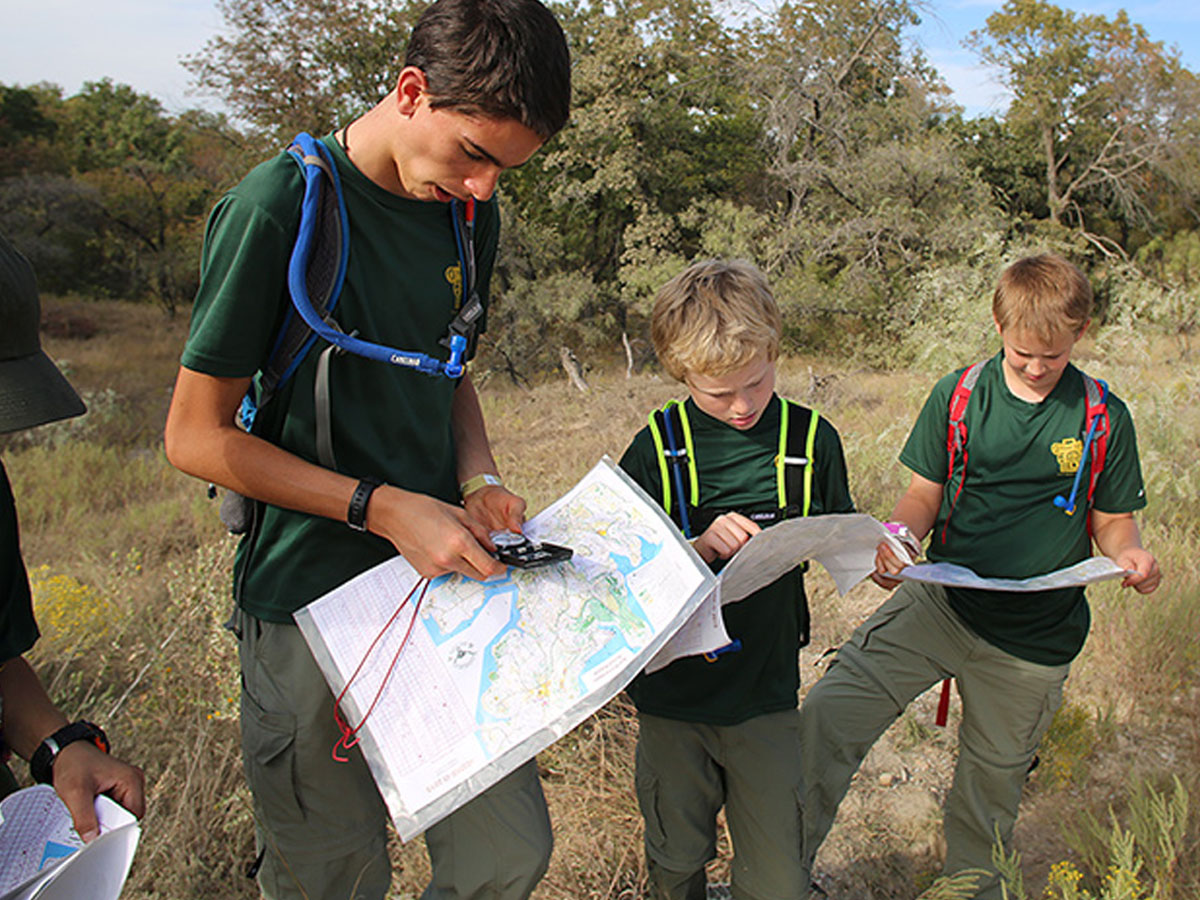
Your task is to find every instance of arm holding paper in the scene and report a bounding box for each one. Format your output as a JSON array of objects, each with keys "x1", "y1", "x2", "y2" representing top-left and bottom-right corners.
[
  {"x1": 0, "y1": 657, "x2": 145, "y2": 842},
  {"x1": 1091, "y1": 510, "x2": 1160, "y2": 593},
  {"x1": 871, "y1": 472, "x2": 942, "y2": 590}
]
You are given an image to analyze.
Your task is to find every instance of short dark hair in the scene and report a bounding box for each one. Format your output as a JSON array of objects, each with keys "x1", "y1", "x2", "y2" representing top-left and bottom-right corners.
[{"x1": 405, "y1": 0, "x2": 571, "y2": 140}]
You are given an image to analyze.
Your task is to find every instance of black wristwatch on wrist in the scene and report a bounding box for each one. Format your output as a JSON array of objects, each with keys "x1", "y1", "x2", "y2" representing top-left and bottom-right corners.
[
  {"x1": 347, "y1": 476, "x2": 384, "y2": 532},
  {"x1": 30, "y1": 720, "x2": 110, "y2": 785}
]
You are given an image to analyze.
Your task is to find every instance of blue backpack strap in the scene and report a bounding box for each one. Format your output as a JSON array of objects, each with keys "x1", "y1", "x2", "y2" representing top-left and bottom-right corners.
[
  {"x1": 442, "y1": 198, "x2": 485, "y2": 360},
  {"x1": 242, "y1": 136, "x2": 482, "y2": 462},
  {"x1": 236, "y1": 133, "x2": 350, "y2": 439},
  {"x1": 255, "y1": 133, "x2": 351, "y2": 410},
  {"x1": 647, "y1": 400, "x2": 698, "y2": 538}
]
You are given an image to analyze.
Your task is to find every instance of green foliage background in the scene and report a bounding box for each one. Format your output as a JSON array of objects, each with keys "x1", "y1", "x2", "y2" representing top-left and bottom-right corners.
[{"x1": 3, "y1": 0, "x2": 1199, "y2": 364}]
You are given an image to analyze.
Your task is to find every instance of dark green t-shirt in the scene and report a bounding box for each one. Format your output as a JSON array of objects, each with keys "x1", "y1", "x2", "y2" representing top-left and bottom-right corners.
[
  {"x1": 619, "y1": 395, "x2": 854, "y2": 725},
  {"x1": 181, "y1": 135, "x2": 499, "y2": 622},
  {"x1": 1, "y1": 461, "x2": 38, "y2": 664},
  {"x1": 901, "y1": 354, "x2": 1146, "y2": 665}
]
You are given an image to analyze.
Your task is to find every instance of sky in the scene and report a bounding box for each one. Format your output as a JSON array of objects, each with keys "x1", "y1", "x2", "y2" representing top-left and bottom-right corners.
[
  {"x1": 909, "y1": 0, "x2": 1200, "y2": 117},
  {"x1": 2, "y1": 0, "x2": 1200, "y2": 120}
]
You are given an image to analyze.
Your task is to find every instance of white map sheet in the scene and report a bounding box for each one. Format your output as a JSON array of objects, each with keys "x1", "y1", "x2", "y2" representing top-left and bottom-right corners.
[
  {"x1": 898, "y1": 556, "x2": 1130, "y2": 591},
  {"x1": 295, "y1": 457, "x2": 716, "y2": 841},
  {"x1": 0, "y1": 785, "x2": 139, "y2": 900},
  {"x1": 647, "y1": 514, "x2": 910, "y2": 669}
]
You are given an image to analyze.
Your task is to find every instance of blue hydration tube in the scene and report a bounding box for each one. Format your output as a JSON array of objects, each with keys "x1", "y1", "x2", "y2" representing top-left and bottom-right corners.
[
  {"x1": 1053, "y1": 379, "x2": 1109, "y2": 515},
  {"x1": 286, "y1": 135, "x2": 469, "y2": 379},
  {"x1": 662, "y1": 413, "x2": 693, "y2": 539},
  {"x1": 661, "y1": 407, "x2": 742, "y2": 662}
]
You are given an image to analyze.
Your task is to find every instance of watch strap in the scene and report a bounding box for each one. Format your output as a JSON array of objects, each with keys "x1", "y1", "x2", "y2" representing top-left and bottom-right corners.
[
  {"x1": 30, "y1": 720, "x2": 110, "y2": 785},
  {"x1": 460, "y1": 473, "x2": 502, "y2": 498},
  {"x1": 347, "y1": 476, "x2": 383, "y2": 532}
]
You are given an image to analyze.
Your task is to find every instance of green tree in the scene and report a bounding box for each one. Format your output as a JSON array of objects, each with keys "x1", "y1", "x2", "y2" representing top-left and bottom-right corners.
[
  {"x1": 0, "y1": 83, "x2": 68, "y2": 177},
  {"x1": 728, "y1": 0, "x2": 1000, "y2": 349},
  {"x1": 184, "y1": 0, "x2": 420, "y2": 139},
  {"x1": 969, "y1": 0, "x2": 1199, "y2": 254},
  {"x1": 0, "y1": 80, "x2": 244, "y2": 309},
  {"x1": 489, "y1": 0, "x2": 770, "y2": 370},
  {"x1": 944, "y1": 113, "x2": 1046, "y2": 221}
]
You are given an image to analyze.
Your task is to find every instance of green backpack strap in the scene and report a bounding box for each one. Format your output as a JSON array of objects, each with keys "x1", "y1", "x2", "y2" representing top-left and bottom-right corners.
[{"x1": 777, "y1": 398, "x2": 819, "y2": 516}]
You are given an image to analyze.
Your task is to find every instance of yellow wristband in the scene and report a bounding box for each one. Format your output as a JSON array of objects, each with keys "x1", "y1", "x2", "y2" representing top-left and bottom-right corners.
[{"x1": 460, "y1": 473, "x2": 503, "y2": 497}]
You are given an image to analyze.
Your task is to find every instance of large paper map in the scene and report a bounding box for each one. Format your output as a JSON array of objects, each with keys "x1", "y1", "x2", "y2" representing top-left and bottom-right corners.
[{"x1": 295, "y1": 458, "x2": 715, "y2": 841}]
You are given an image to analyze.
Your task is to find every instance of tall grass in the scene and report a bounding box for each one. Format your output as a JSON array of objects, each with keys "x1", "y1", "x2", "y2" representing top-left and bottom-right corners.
[{"x1": 8, "y1": 296, "x2": 1198, "y2": 898}]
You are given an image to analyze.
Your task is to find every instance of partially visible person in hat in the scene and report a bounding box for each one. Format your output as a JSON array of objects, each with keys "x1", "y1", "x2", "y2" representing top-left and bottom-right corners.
[{"x1": 0, "y1": 232, "x2": 146, "y2": 842}]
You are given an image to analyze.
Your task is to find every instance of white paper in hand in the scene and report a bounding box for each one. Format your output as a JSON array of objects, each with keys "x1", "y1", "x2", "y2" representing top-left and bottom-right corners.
[{"x1": 0, "y1": 784, "x2": 139, "y2": 900}]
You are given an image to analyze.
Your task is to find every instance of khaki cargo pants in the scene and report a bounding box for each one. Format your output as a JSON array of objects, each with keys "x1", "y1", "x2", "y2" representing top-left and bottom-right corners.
[
  {"x1": 234, "y1": 609, "x2": 553, "y2": 900},
  {"x1": 636, "y1": 709, "x2": 807, "y2": 900},
  {"x1": 798, "y1": 580, "x2": 1069, "y2": 900}
]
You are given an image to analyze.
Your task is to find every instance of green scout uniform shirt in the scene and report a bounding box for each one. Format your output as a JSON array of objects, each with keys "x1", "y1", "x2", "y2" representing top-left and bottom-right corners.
[
  {"x1": 900, "y1": 354, "x2": 1146, "y2": 665},
  {"x1": 1, "y1": 461, "x2": 38, "y2": 663},
  {"x1": 619, "y1": 395, "x2": 854, "y2": 725},
  {"x1": 181, "y1": 135, "x2": 499, "y2": 622}
]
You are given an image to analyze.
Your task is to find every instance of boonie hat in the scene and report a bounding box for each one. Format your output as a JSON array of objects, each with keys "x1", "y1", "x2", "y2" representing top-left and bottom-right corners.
[{"x1": 0, "y1": 233, "x2": 85, "y2": 433}]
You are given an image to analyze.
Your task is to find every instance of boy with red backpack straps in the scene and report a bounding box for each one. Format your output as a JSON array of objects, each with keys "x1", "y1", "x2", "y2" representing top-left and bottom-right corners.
[{"x1": 798, "y1": 253, "x2": 1160, "y2": 899}]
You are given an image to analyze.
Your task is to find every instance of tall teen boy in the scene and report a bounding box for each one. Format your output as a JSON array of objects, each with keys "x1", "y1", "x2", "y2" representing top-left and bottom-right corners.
[{"x1": 163, "y1": 2, "x2": 571, "y2": 897}]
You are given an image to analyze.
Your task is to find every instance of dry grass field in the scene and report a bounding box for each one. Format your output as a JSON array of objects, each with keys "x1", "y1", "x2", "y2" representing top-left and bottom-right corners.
[{"x1": 6, "y1": 296, "x2": 1198, "y2": 899}]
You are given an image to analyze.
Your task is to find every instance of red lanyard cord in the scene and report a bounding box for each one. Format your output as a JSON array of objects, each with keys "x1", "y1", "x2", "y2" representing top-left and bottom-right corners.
[{"x1": 331, "y1": 578, "x2": 429, "y2": 762}]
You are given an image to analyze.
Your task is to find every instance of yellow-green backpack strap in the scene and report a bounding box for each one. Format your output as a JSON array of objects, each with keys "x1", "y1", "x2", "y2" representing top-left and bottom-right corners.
[
  {"x1": 675, "y1": 400, "x2": 699, "y2": 507},
  {"x1": 775, "y1": 398, "x2": 791, "y2": 508},
  {"x1": 648, "y1": 399, "x2": 700, "y2": 519},
  {"x1": 801, "y1": 406, "x2": 819, "y2": 516},
  {"x1": 647, "y1": 407, "x2": 673, "y2": 515},
  {"x1": 778, "y1": 399, "x2": 820, "y2": 516}
]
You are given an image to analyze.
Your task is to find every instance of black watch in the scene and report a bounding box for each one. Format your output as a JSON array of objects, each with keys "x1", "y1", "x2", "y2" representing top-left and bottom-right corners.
[
  {"x1": 347, "y1": 476, "x2": 384, "y2": 532},
  {"x1": 30, "y1": 720, "x2": 110, "y2": 785}
]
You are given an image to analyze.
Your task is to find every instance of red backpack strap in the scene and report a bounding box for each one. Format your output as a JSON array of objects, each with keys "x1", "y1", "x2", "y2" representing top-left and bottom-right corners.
[
  {"x1": 935, "y1": 360, "x2": 986, "y2": 726},
  {"x1": 933, "y1": 362, "x2": 984, "y2": 726},
  {"x1": 936, "y1": 678, "x2": 952, "y2": 727},
  {"x1": 1081, "y1": 374, "x2": 1110, "y2": 512},
  {"x1": 941, "y1": 360, "x2": 986, "y2": 545}
]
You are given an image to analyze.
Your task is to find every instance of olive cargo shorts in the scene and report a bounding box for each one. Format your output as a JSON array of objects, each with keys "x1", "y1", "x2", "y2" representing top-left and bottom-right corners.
[{"x1": 235, "y1": 609, "x2": 553, "y2": 900}]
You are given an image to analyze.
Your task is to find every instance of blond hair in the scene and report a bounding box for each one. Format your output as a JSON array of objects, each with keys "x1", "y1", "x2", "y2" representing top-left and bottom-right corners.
[
  {"x1": 993, "y1": 253, "x2": 1093, "y2": 342},
  {"x1": 651, "y1": 259, "x2": 781, "y2": 381}
]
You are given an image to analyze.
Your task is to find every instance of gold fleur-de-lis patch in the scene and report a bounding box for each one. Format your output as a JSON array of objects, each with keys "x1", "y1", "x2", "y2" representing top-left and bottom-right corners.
[
  {"x1": 1051, "y1": 437, "x2": 1083, "y2": 475},
  {"x1": 445, "y1": 264, "x2": 463, "y2": 302}
]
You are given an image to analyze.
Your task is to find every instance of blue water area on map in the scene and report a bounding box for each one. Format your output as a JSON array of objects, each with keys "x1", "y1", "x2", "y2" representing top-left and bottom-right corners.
[
  {"x1": 421, "y1": 574, "x2": 515, "y2": 645},
  {"x1": 577, "y1": 627, "x2": 634, "y2": 692},
  {"x1": 39, "y1": 840, "x2": 78, "y2": 869},
  {"x1": 422, "y1": 536, "x2": 670, "y2": 743},
  {"x1": 608, "y1": 536, "x2": 662, "y2": 575},
  {"x1": 606, "y1": 536, "x2": 662, "y2": 629},
  {"x1": 476, "y1": 581, "x2": 524, "y2": 725},
  {"x1": 418, "y1": 575, "x2": 524, "y2": 728}
]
